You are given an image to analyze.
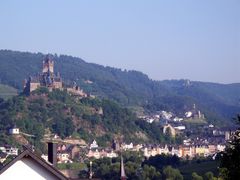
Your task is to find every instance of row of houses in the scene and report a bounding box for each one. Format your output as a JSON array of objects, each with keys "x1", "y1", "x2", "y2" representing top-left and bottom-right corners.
[
  {"x1": 87, "y1": 149, "x2": 118, "y2": 159},
  {"x1": 85, "y1": 143, "x2": 226, "y2": 160},
  {"x1": 1, "y1": 137, "x2": 226, "y2": 164},
  {"x1": 143, "y1": 144, "x2": 225, "y2": 158},
  {"x1": 138, "y1": 108, "x2": 204, "y2": 124},
  {"x1": 0, "y1": 140, "x2": 227, "y2": 165}
]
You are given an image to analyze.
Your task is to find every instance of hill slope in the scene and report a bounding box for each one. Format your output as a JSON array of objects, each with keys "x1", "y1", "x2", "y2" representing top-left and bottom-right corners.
[
  {"x1": 0, "y1": 84, "x2": 18, "y2": 99},
  {"x1": 0, "y1": 50, "x2": 239, "y2": 122},
  {"x1": 0, "y1": 89, "x2": 169, "y2": 150}
]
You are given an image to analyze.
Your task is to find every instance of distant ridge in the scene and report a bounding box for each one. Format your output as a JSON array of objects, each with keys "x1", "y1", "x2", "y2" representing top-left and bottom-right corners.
[{"x1": 0, "y1": 49, "x2": 239, "y2": 122}]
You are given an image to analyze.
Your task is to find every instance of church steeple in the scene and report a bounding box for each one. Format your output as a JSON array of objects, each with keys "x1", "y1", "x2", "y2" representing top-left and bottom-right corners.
[{"x1": 120, "y1": 155, "x2": 127, "y2": 180}]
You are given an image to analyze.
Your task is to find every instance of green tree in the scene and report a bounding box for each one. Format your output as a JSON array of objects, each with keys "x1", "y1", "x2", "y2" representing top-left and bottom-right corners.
[
  {"x1": 218, "y1": 168, "x2": 229, "y2": 180},
  {"x1": 163, "y1": 166, "x2": 183, "y2": 180},
  {"x1": 192, "y1": 172, "x2": 203, "y2": 180},
  {"x1": 142, "y1": 165, "x2": 161, "y2": 180},
  {"x1": 204, "y1": 171, "x2": 216, "y2": 180},
  {"x1": 220, "y1": 115, "x2": 240, "y2": 179},
  {"x1": 144, "y1": 154, "x2": 180, "y2": 170}
]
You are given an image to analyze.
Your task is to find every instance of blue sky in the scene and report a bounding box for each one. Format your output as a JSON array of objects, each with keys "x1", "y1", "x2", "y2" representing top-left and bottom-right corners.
[{"x1": 0, "y1": 0, "x2": 239, "y2": 83}]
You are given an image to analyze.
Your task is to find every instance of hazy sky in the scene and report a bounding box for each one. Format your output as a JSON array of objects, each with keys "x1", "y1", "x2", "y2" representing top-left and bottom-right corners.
[{"x1": 0, "y1": 0, "x2": 239, "y2": 83}]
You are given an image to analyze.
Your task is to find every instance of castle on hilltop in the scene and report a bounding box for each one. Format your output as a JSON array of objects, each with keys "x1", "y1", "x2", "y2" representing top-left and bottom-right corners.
[
  {"x1": 23, "y1": 55, "x2": 63, "y2": 94},
  {"x1": 23, "y1": 55, "x2": 88, "y2": 97}
]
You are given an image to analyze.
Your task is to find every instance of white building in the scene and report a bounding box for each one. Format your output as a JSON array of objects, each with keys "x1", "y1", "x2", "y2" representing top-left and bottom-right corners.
[
  {"x1": 87, "y1": 149, "x2": 101, "y2": 159},
  {"x1": 41, "y1": 154, "x2": 48, "y2": 162},
  {"x1": 217, "y1": 144, "x2": 226, "y2": 152},
  {"x1": 174, "y1": 126, "x2": 186, "y2": 131},
  {"x1": 6, "y1": 147, "x2": 18, "y2": 156},
  {"x1": 57, "y1": 153, "x2": 71, "y2": 163},
  {"x1": 122, "y1": 143, "x2": 133, "y2": 150},
  {"x1": 171, "y1": 147, "x2": 181, "y2": 157},
  {"x1": 133, "y1": 144, "x2": 143, "y2": 151},
  {"x1": 185, "y1": 111, "x2": 193, "y2": 118},
  {"x1": 161, "y1": 111, "x2": 173, "y2": 120},
  {"x1": 209, "y1": 124, "x2": 214, "y2": 128},
  {"x1": 8, "y1": 127, "x2": 20, "y2": 135},
  {"x1": 0, "y1": 148, "x2": 67, "y2": 180},
  {"x1": 173, "y1": 117, "x2": 183, "y2": 122},
  {"x1": 106, "y1": 151, "x2": 118, "y2": 158},
  {"x1": 90, "y1": 140, "x2": 99, "y2": 149},
  {"x1": 146, "y1": 118, "x2": 155, "y2": 123},
  {"x1": 0, "y1": 146, "x2": 18, "y2": 156}
]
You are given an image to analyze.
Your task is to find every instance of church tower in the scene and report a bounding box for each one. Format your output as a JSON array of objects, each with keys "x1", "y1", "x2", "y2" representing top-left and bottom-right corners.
[{"x1": 42, "y1": 55, "x2": 54, "y2": 73}]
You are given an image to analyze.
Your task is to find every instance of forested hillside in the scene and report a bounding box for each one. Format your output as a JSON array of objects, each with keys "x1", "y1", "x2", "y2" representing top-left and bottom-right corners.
[
  {"x1": 0, "y1": 50, "x2": 239, "y2": 123},
  {"x1": 0, "y1": 50, "x2": 168, "y2": 105},
  {"x1": 0, "y1": 88, "x2": 171, "y2": 150}
]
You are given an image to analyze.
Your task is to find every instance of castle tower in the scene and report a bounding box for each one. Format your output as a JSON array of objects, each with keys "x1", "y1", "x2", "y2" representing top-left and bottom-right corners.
[{"x1": 42, "y1": 55, "x2": 54, "y2": 73}]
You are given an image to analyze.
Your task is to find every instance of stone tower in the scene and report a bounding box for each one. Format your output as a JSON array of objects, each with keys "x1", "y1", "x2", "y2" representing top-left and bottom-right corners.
[{"x1": 42, "y1": 55, "x2": 54, "y2": 73}]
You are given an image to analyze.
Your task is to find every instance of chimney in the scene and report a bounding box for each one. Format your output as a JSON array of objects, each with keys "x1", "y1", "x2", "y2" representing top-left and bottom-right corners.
[{"x1": 48, "y1": 142, "x2": 57, "y2": 167}]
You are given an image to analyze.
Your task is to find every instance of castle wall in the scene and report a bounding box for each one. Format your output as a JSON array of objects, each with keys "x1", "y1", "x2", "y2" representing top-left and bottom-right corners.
[
  {"x1": 53, "y1": 82, "x2": 63, "y2": 89},
  {"x1": 30, "y1": 82, "x2": 41, "y2": 92},
  {"x1": 66, "y1": 88, "x2": 87, "y2": 97}
]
